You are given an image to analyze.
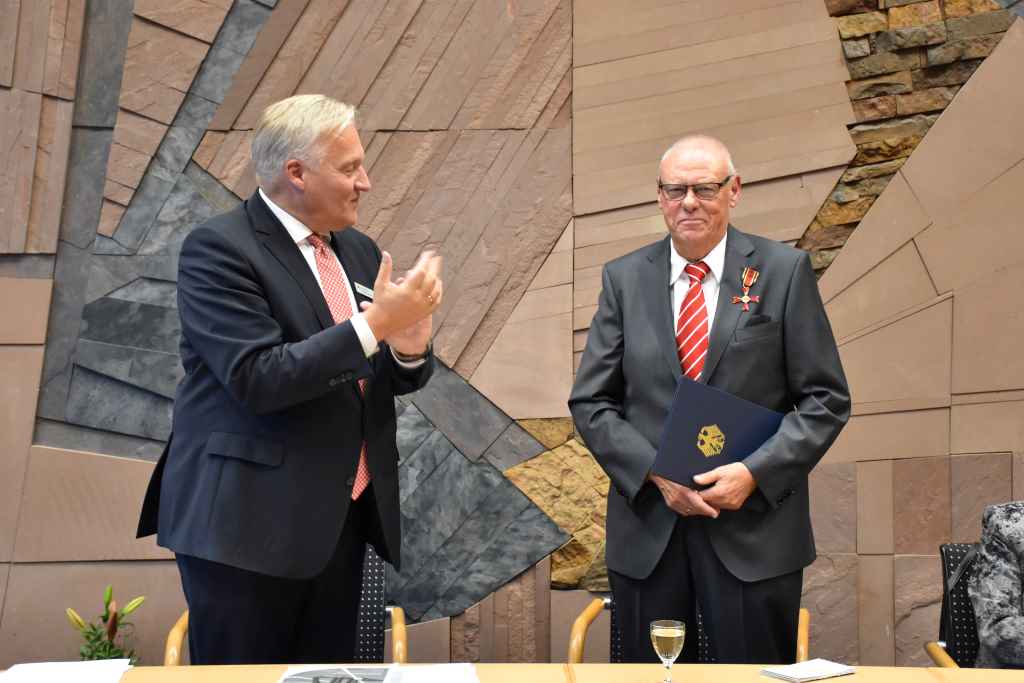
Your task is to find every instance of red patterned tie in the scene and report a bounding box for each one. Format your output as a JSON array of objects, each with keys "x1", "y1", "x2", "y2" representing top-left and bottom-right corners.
[
  {"x1": 308, "y1": 233, "x2": 371, "y2": 500},
  {"x1": 676, "y1": 261, "x2": 711, "y2": 381}
]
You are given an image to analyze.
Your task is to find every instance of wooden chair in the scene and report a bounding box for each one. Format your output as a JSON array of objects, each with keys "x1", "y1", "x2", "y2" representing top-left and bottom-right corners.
[
  {"x1": 164, "y1": 548, "x2": 408, "y2": 665},
  {"x1": 924, "y1": 542, "x2": 980, "y2": 668},
  {"x1": 568, "y1": 597, "x2": 810, "y2": 664}
]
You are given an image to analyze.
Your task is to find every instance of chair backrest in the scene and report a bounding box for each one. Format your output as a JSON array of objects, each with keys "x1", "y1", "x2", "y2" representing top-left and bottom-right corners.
[
  {"x1": 938, "y1": 542, "x2": 980, "y2": 668},
  {"x1": 607, "y1": 599, "x2": 712, "y2": 663},
  {"x1": 353, "y1": 546, "x2": 388, "y2": 663}
]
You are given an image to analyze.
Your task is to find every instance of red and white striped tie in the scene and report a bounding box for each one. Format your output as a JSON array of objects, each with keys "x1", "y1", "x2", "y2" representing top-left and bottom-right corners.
[
  {"x1": 676, "y1": 261, "x2": 711, "y2": 381},
  {"x1": 308, "y1": 233, "x2": 371, "y2": 500}
]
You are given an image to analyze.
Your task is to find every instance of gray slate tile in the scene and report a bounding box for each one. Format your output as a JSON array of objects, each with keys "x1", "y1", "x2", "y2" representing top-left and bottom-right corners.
[
  {"x1": 184, "y1": 162, "x2": 242, "y2": 214},
  {"x1": 107, "y1": 278, "x2": 179, "y2": 308},
  {"x1": 73, "y1": 0, "x2": 134, "y2": 128},
  {"x1": 65, "y1": 366, "x2": 173, "y2": 441},
  {"x1": 482, "y1": 422, "x2": 545, "y2": 472},
  {"x1": 62, "y1": 127, "x2": 114, "y2": 249},
  {"x1": 109, "y1": 168, "x2": 177, "y2": 253},
  {"x1": 38, "y1": 239, "x2": 91, "y2": 417},
  {"x1": 218, "y1": 0, "x2": 273, "y2": 55},
  {"x1": 34, "y1": 417, "x2": 166, "y2": 462},
  {"x1": 154, "y1": 94, "x2": 219, "y2": 175},
  {"x1": 0, "y1": 255, "x2": 55, "y2": 278},
  {"x1": 74, "y1": 339, "x2": 182, "y2": 399},
  {"x1": 80, "y1": 297, "x2": 180, "y2": 354},
  {"x1": 395, "y1": 405, "x2": 435, "y2": 463},
  {"x1": 409, "y1": 363, "x2": 510, "y2": 460},
  {"x1": 397, "y1": 429, "x2": 458, "y2": 505}
]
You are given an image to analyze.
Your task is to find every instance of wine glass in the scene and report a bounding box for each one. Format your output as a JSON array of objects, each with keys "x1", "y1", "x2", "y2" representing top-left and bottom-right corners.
[{"x1": 650, "y1": 619, "x2": 685, "y2": 682}]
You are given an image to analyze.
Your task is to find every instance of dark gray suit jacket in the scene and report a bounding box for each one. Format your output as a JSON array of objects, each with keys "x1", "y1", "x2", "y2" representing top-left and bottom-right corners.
[{"x1": 569, "y1": 226, "x2": 850, "y2": 582}]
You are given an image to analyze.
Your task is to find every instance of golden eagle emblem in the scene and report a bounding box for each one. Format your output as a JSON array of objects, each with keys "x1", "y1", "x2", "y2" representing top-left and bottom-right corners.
[{"x1": 696, "y1": 425, "x2": 725, "y2": 457}]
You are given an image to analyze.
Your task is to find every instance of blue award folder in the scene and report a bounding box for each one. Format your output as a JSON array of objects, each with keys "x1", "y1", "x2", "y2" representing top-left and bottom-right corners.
[{"x1": 653, "y1": 378, "x2": 785, "y2": 487}]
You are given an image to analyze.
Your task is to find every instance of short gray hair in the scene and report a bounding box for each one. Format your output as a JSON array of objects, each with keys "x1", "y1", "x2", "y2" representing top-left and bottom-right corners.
[
  {"x1": 251, "y1": 94, "x2": 357, "y2": 185},
  {"x1": 660, "y1": 134, "x2": 737, "y2": 177}
]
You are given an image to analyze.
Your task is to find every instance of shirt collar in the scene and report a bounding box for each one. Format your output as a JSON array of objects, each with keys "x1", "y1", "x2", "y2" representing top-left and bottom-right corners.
[
  {"x1": 259, "y1": 188, "x2": 317, "y2": 247},
  {"x1": 669, "y1": 231, "x2": 728, "y2": 285}
]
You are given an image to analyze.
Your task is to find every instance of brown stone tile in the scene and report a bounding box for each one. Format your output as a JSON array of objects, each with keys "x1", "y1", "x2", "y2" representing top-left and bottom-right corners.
[
  {"x1": 802, "y1": 554, "x2": 858, "y2": 664},
  {"x1": 57, "y1": 0, "x2": 85, "y2": 100},
  {"x1": 857, "y1": 460, "x2": 894, "y2": 554},
  {"x1": 896, "y1": 85, "x2": 959, "y2": 115},
  {"x1": 888, "y1": 0, "x2": 941, "y2": 28},
  {"x1": 893, "y1": 457, "x2": 951, "y2": 555},
  {"x1": 41, "y1": 0, "x2": 68, "y2": 96},
  {"x1": 858, "y1": 555, "x2": 895, "y2": 665},
  {"x1": 451, "y1": 602, "x2": 481, "y2": 662},
  {"x1": 0, "y1": 88, "x2": 42, "y2": 253},
  {"x1": 951, "y1": 262, "x2": 1024, "y2": 394},
  {"x1": 13, "y1": 446, "x2": 172, "y2": 562},
  {"x1": 27, "y1": 96, "x2": 74, "y2": 253},
  {"x1": 950, "y1": 453, "x2": 1013, "y2": 543},
  {"x1": 810, "y1": 462, "x2": 857, "y2": 554},
  {"x1": 852, "y1": 95, "x2": 897, "y2": 122},
  {"x1": 104, "y1": 178, "x2": 134, "y2": 206},
  {"x1": 97, "y1": 200, "x2": 126, "y2": 237},
  {"x1": 825, "y1": 241, "x2": 937, "y2": 341},
  {"x1": 1015, "y1": 453, "x2": 1024, "y2": 501},
  {"x1": 951, "y1": 400, "x2": 1024, "y2": 455},
  {"x1": 508, "y1": 285, "x2": 572, "y2": 323},
  {"x1": 0, "y1": 277, "x2": 52, "y2": 343},
  {"x1": 11, "y1": 0, "x2": 48, "y2": 92},
  {"x1": 0, "y1": 346, "x2": 45, "y2": 562},
  {"x1": 839, "y1": 298, "x2": 951, "y2": 407},
  {"x1": 385, "y1": 617, "x2": 451, "y2": 664},
  {"x1": 118, "y1": 18, "x2": 209, "y2": 124},
  {"x1": 846, "y1": 48, "x2": 924, "y2": 79},
  {"x1": 818, "y1": 172, "x2": 931, "y2": 303},
  {"x1": 518, "y1": 418, "x2": 574, "y2": 450},
  {"x1": 0, "y1": 562, "x2": 7, "y2": 614},
  {"x1": 916, "y1": 161, "x2": 1024, "y2": 297},
  {"x1": 926, "y1": 33, "x2": 1003, "y2": 66},
  {"x1": 894, "y1": 554, "x2": 942, "y2": 666},
  {"x1": 946, "y1": 9, "x2": 1015, "y2": 41},
  {"x1": 528, "y1": 251, "x2": 572, "y2": 291},
  {"x1": 944, "y1": 0, "x2": 1002, "y2": 18},
  {"x1": 828, "y1": 408, "x2": 949, "y2": 464},
  {"x1": 133, "y1": 0, "x2": 232, "y2": 43},
  {"x1": 550, "y1": 590, "x2": 609, "y2": 663},
  {"x1": 837, "y1": 11, "x2": 888, "y2": 38},
  {"x1": 0, "y1": 560, "x2": 186, "y2": 667},
  {"x1": 901, "y1": 21, "x2": 1024, "y2": 223},
  {"x1": 0, "y1": 0, "x2": 17, "y2": 87},
  {"x1": 847, "y1": 70, "x2": 914, "y2": 100}
]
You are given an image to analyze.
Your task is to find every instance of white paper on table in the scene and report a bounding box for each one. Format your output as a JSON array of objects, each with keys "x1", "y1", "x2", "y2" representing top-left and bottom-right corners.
[
  {"x1": 0, "y1": 659, "x2": 133, "y2": 683},
  {"x1": 383, "y1": 663, "x2": 479, "y2": 683},
  {"x1": 277, "y1": 665, "x2": 391, "y2": 682},
  {"x1": 761, "y1": 658, "x2": 855, "y2": 682}
]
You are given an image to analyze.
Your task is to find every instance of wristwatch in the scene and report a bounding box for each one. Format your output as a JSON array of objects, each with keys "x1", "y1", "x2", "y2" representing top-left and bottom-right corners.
[{"x1": 392, "y1": 342, "x2": 431, "y2": 363}]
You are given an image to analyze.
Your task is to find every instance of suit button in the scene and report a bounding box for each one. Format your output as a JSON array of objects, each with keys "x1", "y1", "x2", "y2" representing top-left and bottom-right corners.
[
  {"x1": 341, "y1": 373, "x2": 352, "y2": 382},
  {"x1": 346, "y1": 476, "x2": 355, "y2": 487},
  {"x1": 328, "y1": 378, "x2": 339, "y2": 387}
]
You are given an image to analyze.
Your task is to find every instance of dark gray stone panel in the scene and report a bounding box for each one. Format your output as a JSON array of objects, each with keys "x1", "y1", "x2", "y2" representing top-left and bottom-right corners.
[
  {"x1": 93, "y1": 235, "x2": 135, "y2": 255},
  {"x1": 395, "y1": 405, "x2": 435, "y2": 463},
  {"x1": 34, "y1": 418, "x2": 166, "y2": 461},
  {"x1": 80, "y1": 297, "x2": 180, "y2": 354},
  {"x1": 482, "y1": 422, "x2": 545, "y2": 472},
  {"x1": 153, "y1": 94, "x2": 219, "y2": 176},
  {"x1": 75, "y1": 339, "x2": 182, "y2": 399},
  {"x1": 191, "y1": 43, "x2": 247, "y2": 105},
  {"x1": 224, "y1": 0, "x2": 275, "y2": 44},
  {"x1": 84, "y1": 252, "x2": 143, "y2": 302},
  {"x1": 62, "y1": 127, "x2": 115, "y2": 250},
  {"x1": 108, "y1": 168, "x2": 177, "y2": 253},
  {"x1": 73, "y1": 0, "x2": 135, "y2": 128},
  {"x1": 184, "y1": 161, "x2": 243, "y2": 214},
  {"x1": 65, "y1": 365, "x2": 173, "y2": 441},
  {"x1": 252, "y1": 0, "x2": 278, "y2": 8},
  {"x1": 397, "y1": 429, "x2": 456, "y2": 505},
  {"x1": 137, "y1": 172, "x2": 220, "y2": 260},
  {"x1": 0, "y1": 255, "x2": 56, "y2": 278},
  {"x1": 107, "y1": 278, "x2": 179, "y2": 308},
  {"x1": 409, "y1": 364, "x2": 510, "y2": 460}
]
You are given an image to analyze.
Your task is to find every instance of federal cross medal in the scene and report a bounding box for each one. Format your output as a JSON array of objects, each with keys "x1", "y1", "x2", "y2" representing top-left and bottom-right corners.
[
  {"x1": 731, "y1": 266, "x2": 761, "y2": 312},
  {"x1": 696, "y1": 424, "x2": 726, "y2": 457}
]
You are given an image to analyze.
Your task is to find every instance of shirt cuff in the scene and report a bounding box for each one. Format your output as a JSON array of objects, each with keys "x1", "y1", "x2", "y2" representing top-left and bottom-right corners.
[
  {"x1": 350, "y1": 312, "x2": 379, "y2": 358},
  {"x1": 391, "y1": 347, "x2": 427, "y2": 369}
]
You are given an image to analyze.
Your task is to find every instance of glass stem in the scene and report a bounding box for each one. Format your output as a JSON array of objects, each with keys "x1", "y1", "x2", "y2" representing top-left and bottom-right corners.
[{"x1": 664, "y1": 662, "x2": 672, "y2": 683}]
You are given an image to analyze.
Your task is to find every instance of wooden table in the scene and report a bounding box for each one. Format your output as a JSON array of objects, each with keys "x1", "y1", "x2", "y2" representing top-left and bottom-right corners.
[{"x1": 119, "y1": 663, "x2": 1024, "y2": 682}]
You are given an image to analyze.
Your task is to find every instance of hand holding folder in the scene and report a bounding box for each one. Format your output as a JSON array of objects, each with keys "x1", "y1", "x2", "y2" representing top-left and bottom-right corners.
[{"x1": 653, "y1": 378, "x2": 784, "y2": 498}]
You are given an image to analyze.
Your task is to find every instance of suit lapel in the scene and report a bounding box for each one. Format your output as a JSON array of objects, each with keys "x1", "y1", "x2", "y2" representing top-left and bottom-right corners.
[
  {"x1": 246, "y1": 192, "x2": 335, "y2": 330},
  {"x1": 702, "y1": 225, "x2": 755, "y2": 384},
  {"x1": 646, "y1": 237, "x2": 683, "y2": 381}
]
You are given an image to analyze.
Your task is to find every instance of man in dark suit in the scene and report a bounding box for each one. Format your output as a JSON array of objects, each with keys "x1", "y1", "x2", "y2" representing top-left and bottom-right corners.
[
  {"x1": 569, "y1": 135, "x2": 850, "y2": 664},
  {"x1": 137, "y1": 94, "x2": 442, "y2": 664}
]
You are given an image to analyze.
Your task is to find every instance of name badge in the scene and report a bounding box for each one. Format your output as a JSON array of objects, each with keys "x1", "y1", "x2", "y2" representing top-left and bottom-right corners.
[{"x1": 354, "y1": 282, "x2": 374, "y2": 299}]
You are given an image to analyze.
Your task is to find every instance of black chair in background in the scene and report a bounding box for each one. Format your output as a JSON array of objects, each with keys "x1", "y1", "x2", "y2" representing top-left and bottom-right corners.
[{"x1": 924, "y1": 542, "x2": 980, "y2": 668}]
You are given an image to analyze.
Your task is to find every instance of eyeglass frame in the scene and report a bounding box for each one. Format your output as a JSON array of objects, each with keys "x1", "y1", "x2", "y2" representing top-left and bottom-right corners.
[{"x1": 657, "y1": 175, "x2": 734, "y2": 202}]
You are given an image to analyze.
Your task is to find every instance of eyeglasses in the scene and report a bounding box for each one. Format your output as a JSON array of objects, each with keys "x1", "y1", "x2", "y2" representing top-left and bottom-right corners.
[{"x1": 658, "y1": 176, "x2": 733, "y2": 202}]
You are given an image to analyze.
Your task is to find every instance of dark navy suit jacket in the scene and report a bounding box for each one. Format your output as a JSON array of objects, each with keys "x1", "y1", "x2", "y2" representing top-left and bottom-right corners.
[{"x1": 138, "y1": 191, "x2": 432, "y2": 579}]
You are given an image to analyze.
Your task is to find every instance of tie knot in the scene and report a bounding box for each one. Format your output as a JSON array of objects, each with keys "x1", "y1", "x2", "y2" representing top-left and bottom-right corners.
[
  {"x1": 685, "y1": 261, "x2": 710, "y2": 283},
  {"x1": 307, "y1": 233, "x2": 329, "y2": 252}
]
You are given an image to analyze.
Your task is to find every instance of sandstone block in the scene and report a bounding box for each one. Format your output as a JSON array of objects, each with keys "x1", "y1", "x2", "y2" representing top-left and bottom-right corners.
[
  {"x1": 851, "y1": 135, "x2": 923, "y2": 164},
  {"x1": 840, "y1": 158, "x2": 906, "y2": 182},
  {"x1": 943, "y1": 0, "x2": 1001, "y2": 18},
  {"x1": 888, "y1": 0, "x2": 941, "y2": 28},
  {"x1": 911, "y1": 58, "x2": 983, "y2": 88},
  {"x1": 843, "y1": 38, "x2": 872, "y2": 58},
  {"x1": 852, "y1": 95, "x2": 897, "y2": 121},
  {"x1": 827, "y1": 0, "x2": 879, "y2": 15},
  {"x1": 946, "y1": 9, "x2": 1015, "y2": 40},
  {"x1": 848, "y1": 114, "x2": 935, "y2": 144},
  {"x1": 846, "y1": 70, "x2": 913, "y2": 99},
  {"x1": 518, "y1": 418, "x2": 574, "y2": 449},
  {"x1": 837, "y1": 12, "x2": 889, "y2": 38},
  {"x1": 810, "y1": 248, "x2": 842, "y2": 271},
  {"x1": 847, "y1": 49, "x2": 923, "y2": 79},
  {"x1": 817, "y1": 197, "x2": 876, "y2": 227},
  {"x1": 896, "y1": 85, "x2": 959, "y2": 114},
  {"x1": 925, "y1": 33, "x2": 1003, "y2": 65},
  {"x1": 874, "y1": 23, "x2": 947, "y2": 49},
  {"x1": 118, "y1": 18, "x2": 209, "y2": 124}
]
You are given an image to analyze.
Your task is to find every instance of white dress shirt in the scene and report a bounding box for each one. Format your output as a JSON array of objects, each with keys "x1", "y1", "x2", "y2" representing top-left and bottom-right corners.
[
  {"x1": 669, "y1": 232, "x2": 728, "y2": 335},
  {"x1": 259, "y1": 189, "x2": 424, "y2": 368}
]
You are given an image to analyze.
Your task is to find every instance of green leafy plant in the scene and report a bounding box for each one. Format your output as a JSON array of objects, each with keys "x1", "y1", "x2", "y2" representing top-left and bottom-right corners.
[{"x1": 66, "y1": 585, "x2": 145, "y2": 664}]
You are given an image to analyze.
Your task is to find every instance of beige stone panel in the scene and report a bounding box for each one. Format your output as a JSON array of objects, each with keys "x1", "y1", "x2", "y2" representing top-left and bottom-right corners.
[
  {"x1": 858, "y1": 555, "x2": 895, "y2": 665},
  {"x1": 13, "y1": 446, "x2": 172, "y2": 562},
  {"x1": 857, "y1": 460, "x2": 893, "y2": 555},
  {"x1": 839, "y1": 298, "x2": 951, "y2": 407},
  {"x1": 819, "y1": 172, "x2": 932, "y2": 304},
  {"x1": 57, "y1": 0, "x2": 85, "y2": 100},
  {"x1": 0, "y1": 277, "x2": 52, "y2": 343},
  {"x1": 894, "y1": 555, "x2": 942, "y2": 667},
  {"x1": 471, "y1": 313, "x2": 571, "y2": 420},
  {"x1": 0, "y1": 561, "x2": 185, "y2": 667},
  {"x1": 900, "y1": 21, "x2": 1024, "y2": 225},
  {"x1": 0, "y1": 346, "x2": 44, "y2": 562},
  {"x1": 1015, "y1": 453, "x2": 1024, "y2": 501},
  {"x1": 801, "y1": 554, "x2": 858, "y2": 664},
  {"x1": 951, "y1": 400, "x2": 1024, "y2": 455},
  {"x1": 0, "y1": 88, "x2": 41, "y2": 253},
  {"x1": 951, "y1": 262, "x2": 1024, "y2": 394},
  {"x1": 550, "y1": 590, "x2": 609, "y2": 663},
  {"x1": 529, "y1": 251, "x2": 572, "y2": 291},
  {"x1": 952, "y1": 389, "x2": 1024, "y2": 406},
  {"x1": 119, "y1": 18, "x2": 209, "y2": 124},
  {"x1": 893, "y1": 457, "x2": 951, "y2": 556},
  {"x1": 385, "y1": 617, "x2": 451, "y2": 664},
  {"x1": 573, "y1": 306, "x2": 597, "y2": 332},
  {"x1": 133, "y1": 0, "x2": 232, "y2": 43},
  {"x1": 916, "y1": 161, "x2": 1024, "y2": 297},
  {"x1": 810, "y1": 462, "x2": 856, "y2": 554},
  {"x1": 41, "y1": 0, "x2": 68, "y2": 97},
  {"x1": 0, "y1": 0, "x2": 18, "y2": 87},
  {"x1": 104, "y1": 178, "x2": 134, "y2": 205},
  {"x1": 11, "y1": 0, "x2": 48, "y2": 92},
  {"x1": 826, "y1": 242, "x2": 938, "y2": 342},
  {"x1": 0, "y1": 563, "x2": 7, "y2": 614},
  {"x1": 508, "y1": 285, "x2": 572, "y2": 324},
  {"x1": 26, "y1": 96, "x2": 74, "y2": 253},
  {"x1": 825, "y1": 409, "x2": 949, "y2": 464},
  {"x1": 553, "y1": 222, "x2": 573, "y2": 252},
  {"x1": 574, "y1": 235, "x2": 662, "y2": 271},
  {"x1": 950, "y1": 453, "x2": 1013, "y2": 543}
]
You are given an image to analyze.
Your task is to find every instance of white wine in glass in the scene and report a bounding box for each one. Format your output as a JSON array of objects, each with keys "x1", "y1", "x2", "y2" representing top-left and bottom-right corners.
[{"x1": 650, "y1": 619, "x2": 685, "y2": 682}]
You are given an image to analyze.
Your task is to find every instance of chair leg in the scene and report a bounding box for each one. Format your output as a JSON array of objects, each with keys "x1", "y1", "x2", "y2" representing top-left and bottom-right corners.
[
  {"x1": 569, "y1": 598, "x2": 608, "y2": 663},
  {"x1": 796, "y1": 608, "x2": 810, "y2": 663},
  {"x1": 164, "y1": 609, "x2": 189, "y2": 666},
  {"x1": 925, "y1": 641, "x2": 959, "y2": 668},
  {"x1": 387, "y1": 606, "x2": 408, "y2": 664}
]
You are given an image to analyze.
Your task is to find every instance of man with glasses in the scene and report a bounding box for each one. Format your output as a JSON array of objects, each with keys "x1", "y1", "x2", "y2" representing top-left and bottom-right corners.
[{"x1": 570, "y1": 135, "x2": 850, "y2": 663}]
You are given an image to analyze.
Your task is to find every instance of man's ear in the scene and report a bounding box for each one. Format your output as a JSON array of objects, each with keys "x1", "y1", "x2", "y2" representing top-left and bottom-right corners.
[
  {"x1": 728, "y1": 175, "x2": 742, "y2": 208},
  {"x1": 283, "y1": 158, "x2": 306, "y2": 192}
]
